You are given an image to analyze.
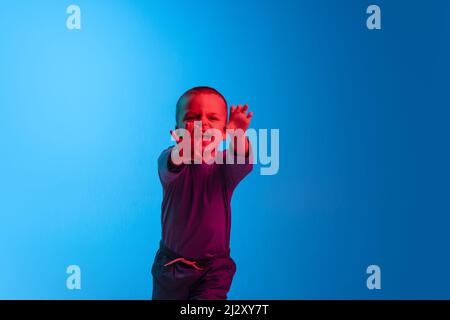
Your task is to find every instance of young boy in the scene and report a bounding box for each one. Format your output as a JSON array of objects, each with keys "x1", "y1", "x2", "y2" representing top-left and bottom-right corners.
[{"x1": 152, "y1": 86, "x2": 253, "y2": 300}]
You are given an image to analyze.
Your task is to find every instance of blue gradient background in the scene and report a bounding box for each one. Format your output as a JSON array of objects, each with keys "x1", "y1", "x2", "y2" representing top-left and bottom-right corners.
[{"x1": 1, "y1": 0, "x2": 449, "y2": 299}]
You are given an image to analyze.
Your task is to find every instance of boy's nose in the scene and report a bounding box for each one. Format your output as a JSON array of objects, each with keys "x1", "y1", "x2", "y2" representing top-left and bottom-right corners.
[
  {"x1": 200, "y1": 119, "x2": 210, "y2": 130},
  {"x1": 192, "y1": 121, "x2": 210, "y2": 134}
]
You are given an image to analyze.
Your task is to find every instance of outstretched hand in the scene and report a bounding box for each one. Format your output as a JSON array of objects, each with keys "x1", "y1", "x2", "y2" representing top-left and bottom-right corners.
[{"x1": 169, "y1": 129, "x2": 202, "y2": 164}]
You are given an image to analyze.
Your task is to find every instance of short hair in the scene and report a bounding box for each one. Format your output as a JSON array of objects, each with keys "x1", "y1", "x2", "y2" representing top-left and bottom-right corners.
[{"x1": 176, "y1": 86, "x2": 228, "y2": 125}]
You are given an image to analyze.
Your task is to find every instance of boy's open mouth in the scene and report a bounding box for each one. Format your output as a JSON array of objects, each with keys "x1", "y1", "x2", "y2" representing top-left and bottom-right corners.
[{"x1": 203, "y1": 133, "x2": 212, "y2": 140}]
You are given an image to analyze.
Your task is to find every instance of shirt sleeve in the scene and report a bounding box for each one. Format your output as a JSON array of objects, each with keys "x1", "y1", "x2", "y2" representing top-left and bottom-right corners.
[
  {"x1": 222, "y1": 149, "x2": 254, "y2": 191},
  {"x1": 157, "y1": 146, "x2": 186, "y2": 186}
]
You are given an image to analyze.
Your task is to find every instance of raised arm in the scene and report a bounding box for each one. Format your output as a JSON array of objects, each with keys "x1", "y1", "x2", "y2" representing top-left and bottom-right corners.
[{"x1": 226, "y1": 104, "x2": 253, "y2": 157}]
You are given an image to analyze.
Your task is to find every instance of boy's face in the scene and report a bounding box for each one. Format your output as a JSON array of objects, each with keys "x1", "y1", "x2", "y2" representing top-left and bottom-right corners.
[{"x1": 176, "y1": 93, "x2": 227, "y2": 147}]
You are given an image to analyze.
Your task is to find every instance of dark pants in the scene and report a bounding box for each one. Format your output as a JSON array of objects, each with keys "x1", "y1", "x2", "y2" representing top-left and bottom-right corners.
[{"x1": 151, "y1": 240, "x2": 236, "y2": 300}]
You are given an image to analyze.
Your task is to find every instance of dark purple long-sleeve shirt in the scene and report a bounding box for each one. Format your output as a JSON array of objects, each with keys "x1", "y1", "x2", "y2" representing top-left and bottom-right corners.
[{"x1": 157, "y1": 146, "x2": 253, "y2": 260}]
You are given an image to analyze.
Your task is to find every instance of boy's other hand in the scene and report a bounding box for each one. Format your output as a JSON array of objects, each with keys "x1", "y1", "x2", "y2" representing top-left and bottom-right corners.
[
  {"x1": 226, "y1": 104, "x2": 253, "y2": 132},
  {"x1": 226, "y1": 105, "x2": 253, "y2": 157}
]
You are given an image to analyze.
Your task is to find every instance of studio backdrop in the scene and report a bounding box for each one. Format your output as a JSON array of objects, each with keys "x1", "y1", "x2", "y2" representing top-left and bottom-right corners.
[{"x1": 1, "y1": 0, "x2": 449, "y2": 299}]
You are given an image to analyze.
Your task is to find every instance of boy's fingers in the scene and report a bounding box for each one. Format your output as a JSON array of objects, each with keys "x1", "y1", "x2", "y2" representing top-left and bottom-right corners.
[
  {"x1": 236, "y1": 105, "x2": 242, "y2": 112},
  {"x1": 170, "y1": 130, "x2": 181, "y2": 143},
  {"x1": 230, "y1": 105, "x2": 235, "y2": 113},
  {"x1": 242, "y1": 104, "x2": 248, "y2": 113},
  {"x1": 247, "y1": 111, "x2": 253, "y2": 119},
  {"x1": 170, "y1": 130, "x2": 177, "y2": 142}
]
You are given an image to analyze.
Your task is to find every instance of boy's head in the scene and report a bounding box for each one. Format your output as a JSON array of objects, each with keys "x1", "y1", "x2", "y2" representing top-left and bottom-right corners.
[{"x1": 175, "y1": 87, "x2": 228, "y2": 137}]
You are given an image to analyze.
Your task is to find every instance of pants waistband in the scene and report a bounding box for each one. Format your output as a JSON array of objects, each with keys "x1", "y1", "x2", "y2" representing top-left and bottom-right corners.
[{"x1": 159, "y1": 240, "x2": 230, "y2": 263}]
